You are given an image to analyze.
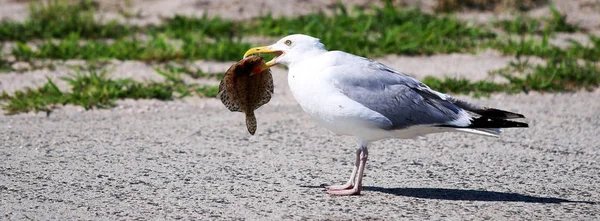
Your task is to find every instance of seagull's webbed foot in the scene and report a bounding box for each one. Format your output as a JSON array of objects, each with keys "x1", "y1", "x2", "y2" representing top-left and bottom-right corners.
[
  {"x1": 327, "y1": 185, "x2": 361, "y2": 195},
  {"x1": 326, "y1": 148, "x2": 361, "y2": 192},
  {"x1": 326, "y1": 182, "x2": 354, "y2": 191},
  {"x1": 326, "y1": 147, "x2": 368, "y2": 196}
]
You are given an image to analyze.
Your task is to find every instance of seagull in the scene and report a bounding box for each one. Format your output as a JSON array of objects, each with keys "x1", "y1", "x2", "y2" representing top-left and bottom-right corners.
[{"x1": 243, "y1": 34, "x2": 528, "y2": 196}]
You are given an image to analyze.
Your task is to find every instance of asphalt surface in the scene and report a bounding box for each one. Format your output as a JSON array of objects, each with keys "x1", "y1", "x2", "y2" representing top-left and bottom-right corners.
[
  {"x1": 1, "y1": 0, "x2": 600, "y2": 219},
  {"x1": 1, "y1": 87, "x2": 599, "y2": 220}
]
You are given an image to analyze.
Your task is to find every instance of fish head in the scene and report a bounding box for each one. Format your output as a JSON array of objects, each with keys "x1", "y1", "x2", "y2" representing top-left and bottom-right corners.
[{"x1": 236, "y1": 56, "x2": 269, "y2": 76}]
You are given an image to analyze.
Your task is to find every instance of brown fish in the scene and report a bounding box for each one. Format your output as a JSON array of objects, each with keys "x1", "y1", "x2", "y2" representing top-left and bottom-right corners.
[{"x1": 218, "y1": 56, "x2": 274, "y2": 135}]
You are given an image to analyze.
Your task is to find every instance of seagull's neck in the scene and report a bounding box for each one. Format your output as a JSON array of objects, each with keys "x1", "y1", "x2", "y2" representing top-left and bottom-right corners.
[{"x1": 287, "y1": 49, "x2": 328, "y2": 68}]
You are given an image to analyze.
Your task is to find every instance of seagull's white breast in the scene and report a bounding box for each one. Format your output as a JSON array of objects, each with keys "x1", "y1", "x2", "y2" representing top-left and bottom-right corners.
[{"x1": 286, "y1": 52, "x2": 393, "y2": 141}]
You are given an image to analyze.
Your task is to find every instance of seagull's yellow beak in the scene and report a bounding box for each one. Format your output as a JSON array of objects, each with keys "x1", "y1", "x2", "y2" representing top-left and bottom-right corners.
[{"x1": 243, "y1": 46, "x2": 283, "y2": 67}]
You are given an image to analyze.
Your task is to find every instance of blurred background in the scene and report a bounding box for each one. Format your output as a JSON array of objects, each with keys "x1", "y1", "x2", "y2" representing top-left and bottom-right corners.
[{"x1": 0, "y1": 0, "x2": 598, "y2": 114}]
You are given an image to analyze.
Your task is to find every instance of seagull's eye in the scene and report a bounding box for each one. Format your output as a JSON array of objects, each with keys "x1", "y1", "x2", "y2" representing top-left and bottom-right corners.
[{"x1": 284, "y1": 40, "x2": 292, "y2": 46}]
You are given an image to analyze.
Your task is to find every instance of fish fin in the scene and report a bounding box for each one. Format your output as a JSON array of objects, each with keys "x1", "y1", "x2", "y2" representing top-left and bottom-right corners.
[
  {"x1": 218, "y1": 80, "x2": 241, "y2": 112},
  {"x1": 245, "y1": 112, "x2": 257, "y2": 135},
  {"x1": 255, "y1": 70, "x2": 274, "y2": 108}
]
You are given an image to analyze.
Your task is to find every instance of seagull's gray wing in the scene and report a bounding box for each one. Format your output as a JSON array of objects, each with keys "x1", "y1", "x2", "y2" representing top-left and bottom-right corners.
[{"x1": 327, "y1": 57, "x2": 467, "y2": 130}]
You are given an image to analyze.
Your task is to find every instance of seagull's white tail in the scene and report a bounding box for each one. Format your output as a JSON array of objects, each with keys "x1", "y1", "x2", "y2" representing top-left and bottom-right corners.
[{"x1": 453, "y1": 128, "x2": 502, "y2": 137}]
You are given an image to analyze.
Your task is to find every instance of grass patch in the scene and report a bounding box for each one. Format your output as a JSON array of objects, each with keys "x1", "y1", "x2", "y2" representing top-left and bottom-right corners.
[
  {"x1": 0, "y1": 58, "x2": 11, "y2": 72},
  {"x1": 426, "y1": 57, "x2": 600, "y2": 96},
  {"x1": 423, "y1": 76, "x2": 514, "y2": 97},
  {"x1": 0, "y1": 0, "x2": 585, "y2": 60},
  {"x1": 178, "y1": 34, "x2": 251, "y2": 61},
  {"x1": 497, "y1": 58, "x2": 600, "y2": 92},
  {"x1": 153, "y1": 67, "x2": 220, "y2": 97},
  {"x1": 3, "y1": 1, "x2": 495, "y2": 58},
  {"x1": 0, "y1": 0, "x2": 239, "y2": 41},
  {"x1": 160, "y1": 64, "x2": 225, "y2": 80},
  {"x1": 12, "y1": 34, "x2": 179, "y2": 61},
  {"x1": 0, "y1": 69, "x2": 219, "y2": 115},
  {"x1": 3, "y1": 0, "x2": 584, "y2": 61},
  {"x1": 246, "y1": 3, "x2": 496, "y2": 56},
  {"x1": 11, "y1": 33, "x2": 251, "y2": 62},
  {"x1": 546, "y1": 7, "x2": 580, "y2": 33},
  {"x1": 0, "y1": 0, "x2": 131, "y2": 41},
  {"x1": 491, "y1": 35, "x2": 600, "y2": 62},
  {"x1": 495, "y1": 14, "x2": 543, "y2": 35},
  {"x1": 434, "y1": 0, "x2": 548, "y2": 12},
  {"x1": 0, "y1": 78, "x2": 64, "y2": 114},
  {"x1": 495, "y1": 7, "x2": 579, "y2": 35},
  {"x1": 150, "y1": 15, "x2": 240, "y2": 39}
]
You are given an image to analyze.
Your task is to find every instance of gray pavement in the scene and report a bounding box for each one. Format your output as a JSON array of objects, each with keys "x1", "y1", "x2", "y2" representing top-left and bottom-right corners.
[{"x1": 1, "y1": 88, "x2": 599, "y2": 220}]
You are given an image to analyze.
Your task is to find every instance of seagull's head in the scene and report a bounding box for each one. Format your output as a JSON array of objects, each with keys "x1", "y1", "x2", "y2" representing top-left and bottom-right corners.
[{"x1": 243, "y1": 34, "x2": 326, "y2": 67}]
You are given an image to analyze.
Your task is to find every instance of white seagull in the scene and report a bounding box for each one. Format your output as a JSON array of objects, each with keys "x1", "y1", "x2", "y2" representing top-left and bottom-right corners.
[{"x1": 243, "y1": 34, "x2": 528, "y2": 196}]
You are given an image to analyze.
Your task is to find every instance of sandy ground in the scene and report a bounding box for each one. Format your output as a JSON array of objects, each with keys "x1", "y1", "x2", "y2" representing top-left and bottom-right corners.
[{"x1": 1, "y1": 0, "x2": 600, "y2": 220}]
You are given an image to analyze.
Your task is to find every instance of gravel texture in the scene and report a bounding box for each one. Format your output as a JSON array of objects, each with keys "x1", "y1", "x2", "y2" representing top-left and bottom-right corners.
[
  {"x1": 1, "y1": 74, "x2": 599, "y2": 219},
  {"x1": 1, "y1": 0, "x2": 600, "y2": 220}
]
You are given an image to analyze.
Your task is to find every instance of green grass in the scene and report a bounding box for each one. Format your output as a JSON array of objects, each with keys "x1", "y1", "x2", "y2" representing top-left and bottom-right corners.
[
  {"x1": 246, "y1": 3, "x2": 496, "y2": 56},
  {"x1": 0, "y1": 78, "x2": 64, "y2": 114},
  {"x1": 159, "y1": 64, "x2": 225, "y2": 80},
  {"x1": 495, "y1": 7, "x2": 579, "y2": 35},
  {"x1": 495, "y1": 14, "x2": 543, "y2": 35},
  {"x1": 499, "y1": 58, "x2": 600, "y2": 92},
  {"x1": 2, "y1": 1, "x2": 496, "y2": 58},
  {"x1": 423, "y1": 76, "x2": 514, "y2": 97},
  {"x1": 0, "y1": 58, "x2": 10, "y2": 72},
  {"x1": 0, "y1": 0, "x2": 131, "y2": 41},
  {"x1": 546, "y1": 6, "x2": 579, "y2": 33},
  {"x1": 4, "y1": 55, "x2": 596, "y2": 114},
  {"x1": 434, "y1": 0, "x2": 548, "y2": 12},
  {"x1": 153, "y1": 67, "x2": 220, "y2": 97},
  {"x1": 2, "y1": 0, "x2": 588, "y2": 61},
  {"x1": 11, "y1": 33, "x2": 251, "y2": 62},
  {"x1": 150, "y1": 14, "x2": 240, "y2": 39},
  {"x1": 490, "y1": 7, "x2": 593, "y2": 63},
  {"x1": 2, "y1": 2, "x2": 495, "y2": 61},
  {"x1": 0, "y1": 0, "x2": 239, "y2": 41},
  {"x1": 178, "y1": 34, "x2": 251, "y2": 61},
  {"x1": 0, "y1": 69, "x2": 219, "y2": 115},
  {"x1": 12, "y1": 34, "x2": 177, "y2": 61},
  {"x1": 491, "y1": 34, "x2": 600, "y2": 62},
  {"x1": 425, "y1": 57, "x2": 600, "y2": 96}
]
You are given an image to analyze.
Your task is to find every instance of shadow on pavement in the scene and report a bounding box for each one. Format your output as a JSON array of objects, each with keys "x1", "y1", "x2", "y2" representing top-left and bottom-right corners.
[
  {"x1": 364, "y1": 187, "x2": 597, "y2": 204},
  {"x1": 302, "y1": 185, "x2": 597, "y2": 204}
]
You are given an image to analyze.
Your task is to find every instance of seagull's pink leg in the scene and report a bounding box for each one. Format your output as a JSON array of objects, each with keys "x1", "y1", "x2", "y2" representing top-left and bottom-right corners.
[
  {"x1": 327, "y1": 149, "x2": 368, "y2": 196},
  {"x1": 327, "y1": 141, "x2": 369, "y2": 196},
  {"x1": 326, "y1": 148, "x2": 361, "y2": 191}
]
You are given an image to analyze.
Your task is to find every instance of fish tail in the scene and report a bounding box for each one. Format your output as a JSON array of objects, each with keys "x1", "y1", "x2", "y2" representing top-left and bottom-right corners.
[{"x1": 245, "y1": 112, "x2": 257, "y2": 135}]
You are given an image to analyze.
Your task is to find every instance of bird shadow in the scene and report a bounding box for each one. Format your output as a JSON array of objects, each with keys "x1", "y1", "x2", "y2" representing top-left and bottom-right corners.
[{"x1": 301, "y1": 185, "x2": 597, "y2": 204}]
